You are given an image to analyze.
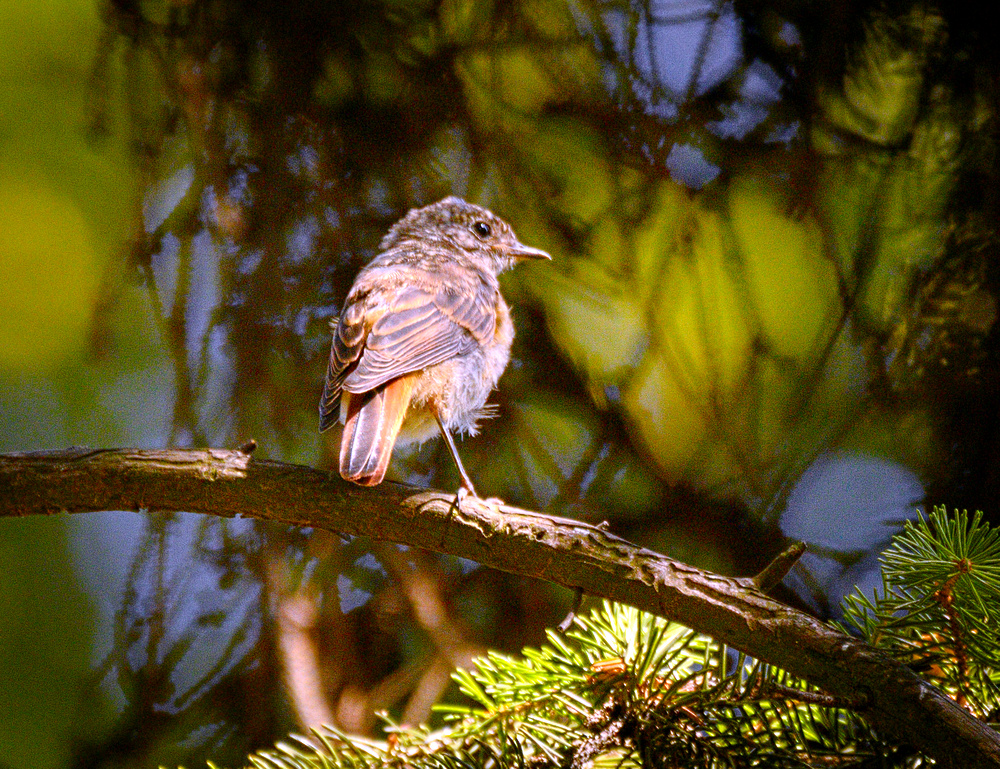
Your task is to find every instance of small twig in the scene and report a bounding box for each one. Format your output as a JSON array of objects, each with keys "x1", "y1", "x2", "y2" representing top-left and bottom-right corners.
[
  {"x1": 558, "y1": 587, "x2": 586, "y2": 632},
  {"x1": 763, "y1": 681, "x2": 871, "y2": 710},
  {"x1": 936, "y1": 562, "x2": 973, "y2": 709},
  {"x1": 751, "y1": 541, "x2": 807, "y2": 593}
]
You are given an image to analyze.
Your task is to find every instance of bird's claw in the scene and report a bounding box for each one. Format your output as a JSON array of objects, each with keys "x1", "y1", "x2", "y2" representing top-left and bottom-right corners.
[
  {"x1": 451, "y1": 487, "x2": 504, "y2": 515},
  {"x1": 441, "y1": 488, "x2": 505, "y2": 549}
]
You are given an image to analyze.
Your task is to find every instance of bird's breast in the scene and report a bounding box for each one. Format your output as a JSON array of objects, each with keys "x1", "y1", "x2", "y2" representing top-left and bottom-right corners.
[{"x1": 394, "y1": 295, "x2": 514, "y2": 443}]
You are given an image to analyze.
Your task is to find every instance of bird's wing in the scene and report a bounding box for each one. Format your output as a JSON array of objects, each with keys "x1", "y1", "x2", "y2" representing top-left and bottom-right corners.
[
  {"x1": 345, "y1": 283, "x2": 496, "y2": 392},
  {"x1": 320, "y1": 299, "x2": 369, "y2": 432},
  {"x1": 319, "y1": 281, "x2": 496, "y2": 431}
]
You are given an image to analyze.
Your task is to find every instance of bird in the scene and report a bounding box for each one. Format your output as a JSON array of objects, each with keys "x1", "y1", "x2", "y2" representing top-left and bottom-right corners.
[{"x1": 319, "y1": 196, "x2": 550, "y2": 493}]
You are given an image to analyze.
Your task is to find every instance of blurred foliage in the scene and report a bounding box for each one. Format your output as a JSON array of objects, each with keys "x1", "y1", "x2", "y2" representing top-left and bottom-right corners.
[
  {"x1": 0, "y1": 0, "x2": 134, "y2": 375},
  {"x1": 67, "y1": 0, "x2": 1000, "y2": 522},
  {"x1": 0, "y1": 516, "x2": 98, "y2": 769},
  {"x1": 2, "y1": 0, "x2": 1000, "y2": 765}
]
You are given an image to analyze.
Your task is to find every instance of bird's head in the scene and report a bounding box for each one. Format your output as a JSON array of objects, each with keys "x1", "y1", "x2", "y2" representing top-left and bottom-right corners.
[{"x1": 380, "y1": 196, "x2": 550, "y2": 274}]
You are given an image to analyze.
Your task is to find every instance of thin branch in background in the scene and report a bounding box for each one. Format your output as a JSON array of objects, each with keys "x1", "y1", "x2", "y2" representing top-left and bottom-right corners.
[
  {"x1": 376, "y1": 543, "x2": 484, "y2": 723},
  {"x1": 266, "y1": 554, "x2": 335, "y2": 730},
  {"x1": 399, "y1": 656, "x2": 455, "y2": 727}
]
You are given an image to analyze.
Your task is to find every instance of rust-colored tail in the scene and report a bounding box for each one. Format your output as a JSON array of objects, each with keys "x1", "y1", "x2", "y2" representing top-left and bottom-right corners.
[{"x1": 339, "y1": 376, "x2": 415, "y2": 486}]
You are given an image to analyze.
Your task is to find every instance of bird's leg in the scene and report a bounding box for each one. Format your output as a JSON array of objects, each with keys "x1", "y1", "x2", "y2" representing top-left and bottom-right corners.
[
  {"x1": 433, "y1": 412, "x2": 504, "y2": 549},
  {"x1": 434, "y1": 411, "x2": 478, "y2": 497},
  {"x1": 434, "y1": 411, "x2": 477, "y2": 547}
]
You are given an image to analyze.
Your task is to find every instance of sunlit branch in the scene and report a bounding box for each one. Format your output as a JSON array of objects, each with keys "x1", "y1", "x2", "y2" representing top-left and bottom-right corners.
[{"x1": 1, "y1": 447, "x2": 998, "y2": 768}]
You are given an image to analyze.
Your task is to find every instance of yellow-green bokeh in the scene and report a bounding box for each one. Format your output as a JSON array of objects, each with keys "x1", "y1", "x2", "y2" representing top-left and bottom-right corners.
[{"x1": 0, "y1": 171, "x2": 103, "y2": 372}]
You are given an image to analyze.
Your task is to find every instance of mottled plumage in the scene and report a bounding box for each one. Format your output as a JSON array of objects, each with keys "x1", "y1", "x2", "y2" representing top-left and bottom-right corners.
[{"x1": 320, "y1": 197, "x2": 550, "y2": 488}]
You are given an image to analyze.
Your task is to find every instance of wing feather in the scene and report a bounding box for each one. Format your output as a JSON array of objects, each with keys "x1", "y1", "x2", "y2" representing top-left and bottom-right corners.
[
  {"x1": 319, "y1": 274, "x2": 498, "y2": 432},
  {"x1": 343, "y1": 284, "x2": 494, "y2": 392},
  {"x1": 320, "y1": 301, "x2": 374, "y2": 432}
]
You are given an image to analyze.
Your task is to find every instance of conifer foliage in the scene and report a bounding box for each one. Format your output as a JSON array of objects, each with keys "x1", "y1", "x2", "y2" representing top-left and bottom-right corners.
[{"x1": 240, "y1": 506, "x2": 1000, "y2": 768}]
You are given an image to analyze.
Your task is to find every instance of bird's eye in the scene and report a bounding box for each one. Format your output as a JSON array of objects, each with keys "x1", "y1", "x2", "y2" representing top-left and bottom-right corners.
[{"x1": 472, "y1": 221, "x2": 492, "y2": 238}]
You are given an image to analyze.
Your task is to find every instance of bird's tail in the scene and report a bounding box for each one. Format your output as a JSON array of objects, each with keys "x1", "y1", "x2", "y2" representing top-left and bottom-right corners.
[{"x1": 339, "y1": 376, "x2": 415, "y2": 486}]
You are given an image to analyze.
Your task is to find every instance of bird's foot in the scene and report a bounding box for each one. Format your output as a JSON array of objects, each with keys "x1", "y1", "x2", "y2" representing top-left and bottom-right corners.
[
  {"x1": 453, "y1": 485, "x2": 472, "y2": 514},
  {"x1": 441, "y1": 488, "x2": 506, "y2": 549},
  {"x1": 441, "y1": 487, "x2": 471, "y2": 548},
  {"x1": 452, "y1": 486, "x2": 504, "y2": 515}
]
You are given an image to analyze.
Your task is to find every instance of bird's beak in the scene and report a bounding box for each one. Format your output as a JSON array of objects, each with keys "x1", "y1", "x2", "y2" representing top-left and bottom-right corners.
[{"x1": 508, "y1": 242, "x2": 552, "y2": 260}]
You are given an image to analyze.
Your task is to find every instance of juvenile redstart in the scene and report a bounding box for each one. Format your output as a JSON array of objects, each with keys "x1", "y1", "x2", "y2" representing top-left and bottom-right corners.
[{"x1": 319, "y1": 197, "x2": 550, "y2": 492}]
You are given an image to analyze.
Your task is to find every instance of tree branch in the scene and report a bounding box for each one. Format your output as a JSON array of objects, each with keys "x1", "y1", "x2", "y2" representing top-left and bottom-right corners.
[{"x1": 1, "y1": 447, "x2": 998, "y2": 768}]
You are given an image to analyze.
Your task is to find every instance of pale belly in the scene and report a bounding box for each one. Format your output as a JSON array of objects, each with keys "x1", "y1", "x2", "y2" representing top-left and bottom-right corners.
[{"x1": 395, "y1": 344, "x2": 508, "y2": 445}]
